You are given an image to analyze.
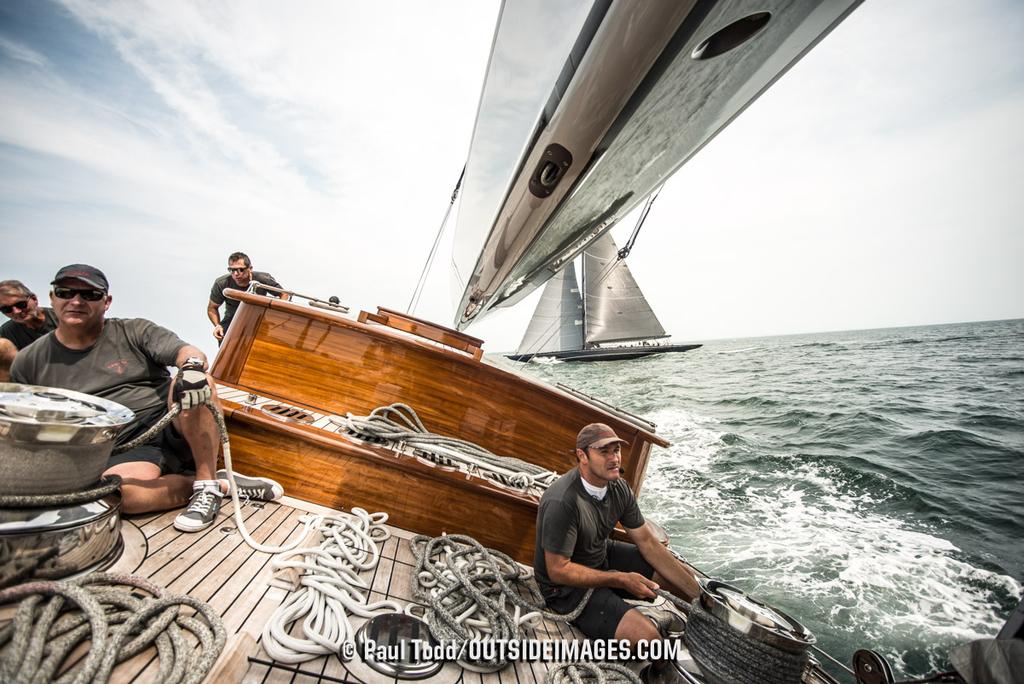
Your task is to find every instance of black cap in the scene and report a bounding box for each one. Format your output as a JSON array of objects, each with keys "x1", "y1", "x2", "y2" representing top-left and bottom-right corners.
[{"x1": 52, "y1": 264, "x2": 109, "y2": 291}]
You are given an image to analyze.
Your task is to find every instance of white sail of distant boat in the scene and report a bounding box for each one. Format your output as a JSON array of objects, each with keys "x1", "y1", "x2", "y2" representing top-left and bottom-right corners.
[
  {"x1": 509, "y1": 234, "x2": 699, "y2": 362},
  {"x1": 516, "y1": 262, "x2": 584, "y2": 355}
]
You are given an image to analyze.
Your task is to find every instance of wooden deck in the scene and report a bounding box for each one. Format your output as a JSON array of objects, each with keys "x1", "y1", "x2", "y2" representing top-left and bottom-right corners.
[{"x1": 103, "y1": 495, "x2": 586, "y2": 684}]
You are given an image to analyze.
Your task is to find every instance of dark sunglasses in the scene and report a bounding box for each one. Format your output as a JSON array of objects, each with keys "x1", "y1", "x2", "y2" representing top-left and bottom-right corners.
[
  {"x1": 0, "y1": 300, "x2": 29, "y2": 314},
  {"x1": 228, "y1": 266, "x2": 249, "y2": 274},
  {"x1": 53, "y1": 286, "x2": 106, "y2": 302}
]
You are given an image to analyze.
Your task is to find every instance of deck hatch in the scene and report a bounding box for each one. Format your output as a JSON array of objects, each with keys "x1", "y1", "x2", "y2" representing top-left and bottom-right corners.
[
  {"x1": 260, "y1": 404, "x2": 315, "y2": 424},
  {"x1": 354, "y1": 613, "x2": 442, "y2": 679}
]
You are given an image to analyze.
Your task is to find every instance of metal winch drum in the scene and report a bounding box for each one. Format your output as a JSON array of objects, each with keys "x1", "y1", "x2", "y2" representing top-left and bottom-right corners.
[
  {"x1": 0, "y1": 383, "x2": 135, "y2": 586},
  {"x1": 672, "y1": 580, "x2": 816, "y2": 684}
]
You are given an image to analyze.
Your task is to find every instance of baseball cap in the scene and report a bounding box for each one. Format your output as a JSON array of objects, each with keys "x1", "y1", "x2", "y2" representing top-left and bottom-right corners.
[
  {"x1": 51, "y1": 264, "x2": 109, "y2": 291},
  {"x1": 576, "y1": 423, "x2": 628, "y2": 450}
]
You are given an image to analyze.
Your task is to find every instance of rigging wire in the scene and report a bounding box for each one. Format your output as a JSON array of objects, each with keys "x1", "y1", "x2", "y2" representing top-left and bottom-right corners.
[
  {"x1": 520, "y1": 186, "x2": 664, "y2": 356},
  {"x1": 617, "y1": 182, "x2": 663, "y2": 260},
  {"x1": 408, "y1": 166, "x2": 465, "y2": 315}
]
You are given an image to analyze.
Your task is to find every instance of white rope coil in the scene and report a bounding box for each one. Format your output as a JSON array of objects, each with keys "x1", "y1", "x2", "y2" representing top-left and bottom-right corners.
[{"x1": 260, "y1": 508, "x2": 401, "y2": 664}]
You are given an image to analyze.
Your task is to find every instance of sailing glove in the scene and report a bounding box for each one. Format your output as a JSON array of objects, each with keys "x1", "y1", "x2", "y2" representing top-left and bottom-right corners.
[{"x1": 175, "y1": 358, "x2": 211, "y2": 410}]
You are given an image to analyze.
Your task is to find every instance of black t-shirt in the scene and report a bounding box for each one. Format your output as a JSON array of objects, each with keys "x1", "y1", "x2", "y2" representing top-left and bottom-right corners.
[
  {"x1": 533, "y1": 467, "x2": 644, "y2": 602},
  {"x1": 209, "y1": 271, "x2": 282, "y2": 329},
  {"x1": 10, "y1": 318, "x2": 186, "y2": 443},
  {"x1": 0, "y1": 308, "x2": 58, "y2": 350}
]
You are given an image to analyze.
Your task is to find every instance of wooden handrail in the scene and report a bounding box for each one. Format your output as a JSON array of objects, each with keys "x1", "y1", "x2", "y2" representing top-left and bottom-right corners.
[{"x1": 359, "y1": 306, "x2": 484, "y2": 360}]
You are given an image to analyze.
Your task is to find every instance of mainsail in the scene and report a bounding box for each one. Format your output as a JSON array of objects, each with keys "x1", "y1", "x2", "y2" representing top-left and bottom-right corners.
[
  {"x1": 515, "y1": 262, "x2": 583, "y2": 355},
  {"x1": 516, "y1": 234, "x2": 667, "y2": 356},
  {"x1": 583, "y1": 235, "x2": 668, "y2": 346},
  {"x1": 454, "y1": 0, "x2": 864, "y2": 329}
]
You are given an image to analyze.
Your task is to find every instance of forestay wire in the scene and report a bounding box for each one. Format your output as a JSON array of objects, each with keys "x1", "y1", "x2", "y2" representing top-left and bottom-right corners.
[{"x1": 408, "y1": 166, "x2": 466, "y2": 315}]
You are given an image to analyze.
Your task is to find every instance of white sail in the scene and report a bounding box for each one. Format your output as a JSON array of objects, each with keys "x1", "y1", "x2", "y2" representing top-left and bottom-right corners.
[
  {"x1": 582, "y1": 234, "x2": 667, "y2": 346},
  {"x1": 515, "y1": 262, "x2": 583, "y2": 355},
  {"x1": 455, "y1": 0, "x2": 863, "y2": 329}
]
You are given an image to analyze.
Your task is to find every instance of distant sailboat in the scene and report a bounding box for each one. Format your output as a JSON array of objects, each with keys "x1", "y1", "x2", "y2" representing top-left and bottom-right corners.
[{"x1": 507, "y1": 234, "x2": 702, "y2": 362}]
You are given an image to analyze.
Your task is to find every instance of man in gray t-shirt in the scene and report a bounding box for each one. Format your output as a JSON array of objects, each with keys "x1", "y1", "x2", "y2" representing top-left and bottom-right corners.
[
  {"x1": 534, "y1": 423, "x2": 701, "y2": 644},
  {"x1": 206, "y1": 251, "x2": 286, "y2": 343},
  {"x1": 11, "y1": 263, "x2": 282, "y2": 533}
]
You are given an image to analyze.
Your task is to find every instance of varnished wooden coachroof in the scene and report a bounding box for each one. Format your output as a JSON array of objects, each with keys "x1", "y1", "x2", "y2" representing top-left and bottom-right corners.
[
  {"x1": 211, "y1": 291, "x2": 669, "y2": 488},
  {"x1": 220, "y1": 397, "x2": 543, "y2": 562}
]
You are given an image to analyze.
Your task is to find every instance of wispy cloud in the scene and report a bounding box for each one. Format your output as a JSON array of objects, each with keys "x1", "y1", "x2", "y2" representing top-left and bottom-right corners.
[{"x1": 0, "y1": 35, "x2": 49, "y2": 67}]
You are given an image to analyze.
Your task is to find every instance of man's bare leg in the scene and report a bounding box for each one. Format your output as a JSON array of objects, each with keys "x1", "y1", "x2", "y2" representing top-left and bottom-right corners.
[
  {"x1": 614, "y1": 607, "x2": 662, "y2": 644},
  {"x1": 175, "y1": 405, "x2": 219, "y2": 481},
  {"x1": 0, "y1": 338, "x2": 16, "y2": 382},
  {"x1": 103, "y1": 461, "x2": 193, "y2": 514},
  {"x1": 170, "y1": 378, "x2": 222, "y2": 488}
]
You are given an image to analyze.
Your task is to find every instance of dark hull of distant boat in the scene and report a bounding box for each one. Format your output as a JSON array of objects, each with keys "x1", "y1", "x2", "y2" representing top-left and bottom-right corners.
[{"x1": 507, "y1": 343, "x2": 702, "y2": 363}]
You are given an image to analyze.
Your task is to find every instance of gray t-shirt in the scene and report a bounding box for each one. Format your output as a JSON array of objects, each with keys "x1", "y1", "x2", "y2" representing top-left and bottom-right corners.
[
  {"x1": 10, "y1": 318, "x2": 186, "y2": 429},
  {"x1": 533, "y1": 467, "x2": 644, "y2": 601},
  {"x1": 209, "y1": 271, "x2": 282, "y2": 329},
  {"x1": 1, "y1": 308, "x2": 58, "y2": 350}
]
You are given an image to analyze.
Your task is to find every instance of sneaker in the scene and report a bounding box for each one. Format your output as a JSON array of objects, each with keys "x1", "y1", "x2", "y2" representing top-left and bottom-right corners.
[
  {"x1": 216, "y1": 469, "x2": 284, "y2": 502},
  {"x1": 174, "y1": 487, "x2": 223, "y2": 532}
]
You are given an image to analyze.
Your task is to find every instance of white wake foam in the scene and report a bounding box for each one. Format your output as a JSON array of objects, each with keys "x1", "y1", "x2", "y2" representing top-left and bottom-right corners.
[{"x1": 639, "y1": 408, "x2": 1021, "y2": 676}]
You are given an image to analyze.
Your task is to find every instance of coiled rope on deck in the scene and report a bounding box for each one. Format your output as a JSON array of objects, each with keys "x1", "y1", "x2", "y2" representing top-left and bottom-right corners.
[
  {"x1": 261, "y1": 507, "x2": 402, "y2": 664},
  {"x1": 408, "y1": 533, "x2": 593, "y2": 672},
  {"x1": 0, "y1": 573, "x2": 225, "y2": 684},
  {"x1": 545, "y1": 662, "x2": 643, "y2": 684},
  {"x1": 333, "y1": 404, "x2": 560, "y2": 496}
]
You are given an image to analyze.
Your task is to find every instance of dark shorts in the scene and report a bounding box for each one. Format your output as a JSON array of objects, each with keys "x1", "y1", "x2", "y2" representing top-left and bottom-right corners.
[
  {"x1": 551, "y1": 540, "x2": 655, "y2": 641},
  {"x1": 108, "y1": 409, "x2": 195, "y2": 475}
]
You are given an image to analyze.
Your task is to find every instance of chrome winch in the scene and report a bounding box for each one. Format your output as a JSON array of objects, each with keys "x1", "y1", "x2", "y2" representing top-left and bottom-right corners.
[
  {"x1": 665, "y1": 580, "x2": 816, "y2": 684},
  {"x1": 0, "y1": 383, "x2": 134, "y2": 587}
]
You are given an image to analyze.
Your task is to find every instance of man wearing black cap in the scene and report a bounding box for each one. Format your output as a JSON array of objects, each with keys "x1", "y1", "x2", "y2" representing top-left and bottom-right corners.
[
  {"x1": 534, "y1": 422, "x2": 701, "y2": 645},
  {"x1": 11, "y1": 264, "x2": 283, "y2": 532}
]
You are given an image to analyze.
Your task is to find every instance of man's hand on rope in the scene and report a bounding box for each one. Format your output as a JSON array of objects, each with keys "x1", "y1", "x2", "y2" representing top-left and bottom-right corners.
[
  {"x1": 618, "y1": 571, "x2": 659, "y2": 599},
  {"x1": 174, "y1": 358, "x2": 211, "y2": 410}
]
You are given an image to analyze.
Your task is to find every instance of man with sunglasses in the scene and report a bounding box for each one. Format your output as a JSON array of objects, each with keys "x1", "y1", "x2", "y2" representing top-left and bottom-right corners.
[
  {"x1": 534, "y1": 423, "x2": 701, "y2": 648},
  {"x1": 0, "y1": 280, "x2": 59, "y2": 381},
  {"x1": 10, "y1": 264, "x2": 283, "y2": 532},
  {"x1": 207, "y1": 252, "x2": 285, "y2": 344}
]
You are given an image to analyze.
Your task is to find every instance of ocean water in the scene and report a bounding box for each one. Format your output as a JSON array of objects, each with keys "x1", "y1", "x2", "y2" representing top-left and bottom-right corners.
[{"x1": 512, "y1": 318, "x2": 1023, "y2": 679}]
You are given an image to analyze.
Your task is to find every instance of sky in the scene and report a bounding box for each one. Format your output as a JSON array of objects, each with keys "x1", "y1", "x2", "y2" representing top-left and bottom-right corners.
[{"x1": 0, "y1": 0, "x2": 1021, "y2": 359}]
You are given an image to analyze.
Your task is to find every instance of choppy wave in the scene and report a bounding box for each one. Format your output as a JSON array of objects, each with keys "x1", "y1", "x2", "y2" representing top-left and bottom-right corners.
[
  {"x1": 641, "y1": 408, "x2": 1020, "y2": 676},
  {"x1": 516, "y1": 319, "x2": 1024, "y2": 680}
]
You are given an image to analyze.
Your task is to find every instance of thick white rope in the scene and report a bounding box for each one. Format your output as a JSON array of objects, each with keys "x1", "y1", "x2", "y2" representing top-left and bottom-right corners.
[
  {"x1": 118, "y1": 398, "x2": 322, "y2": 555},
  {"x1": 260, "y1": 508, "x2": 401, "y2": 663},
  {"x1": 205, "y1": 400, "x2": 323, "y2": 554}
]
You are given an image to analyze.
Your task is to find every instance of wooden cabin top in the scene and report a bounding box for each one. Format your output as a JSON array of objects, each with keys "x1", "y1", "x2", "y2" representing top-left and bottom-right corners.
[{"x1": 211, "y1": 291, "x2": 669, "y2": 489}]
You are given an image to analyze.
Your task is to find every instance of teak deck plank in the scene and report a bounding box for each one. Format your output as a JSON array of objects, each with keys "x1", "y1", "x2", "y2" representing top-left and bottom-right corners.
[{"x1": 5, "y1": 498, "x2": 583, "y2": 684}]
